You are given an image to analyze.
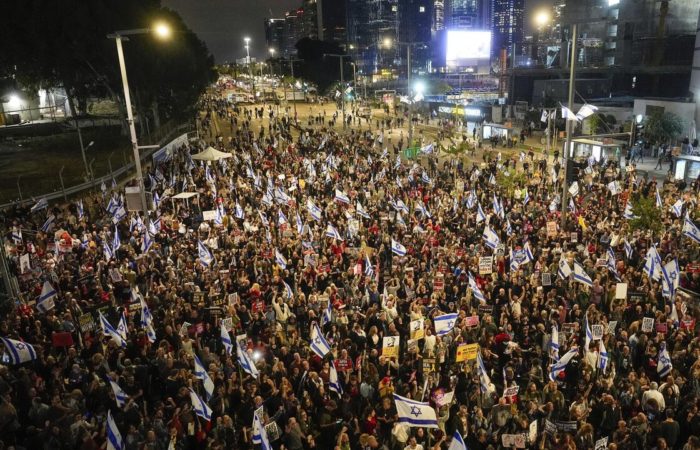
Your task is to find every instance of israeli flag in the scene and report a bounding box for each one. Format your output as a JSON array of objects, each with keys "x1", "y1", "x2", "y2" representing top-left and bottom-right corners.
[
  {"x1": 550, "y1": 347, "x2": 578, "y2": 380},
  {"x1": 275, "y1": 187, "x2": 291, "y2": 205},
  {"x1": 30, "y1": 197, "x2": 49, "y2": 213},
  {"x1": 393, "y1": 393, "x2": 439, "y2": 428},
  {"x1": 476, "y1": 202, "x2": 487, "y2": 223},
  {"x1": 235, "y1": 202, "x2": 245, "y2": 219},
  {"x1": 575, "y1": 103, "x2": 598, "y2": 121},
  {"x1": 448, "y1": 431, "x2": 468, "y2": 450},
  {"x1": 523, "y1": 242, "x2": 535, "y2": 264},
  {"x1": 561, "y1": 106, "x2": 580, "y2": 121},
  {"x1": 113, "y1": 226, "x2": 121, "y2": 251},
  {"x1": 466, "y1": 190, "x2": 476, "y2": 209},
  {"x1": 434, "y1": 313, "x2": 458, "y2": 336},
  {"x1": 323, "y1": 223, "x2": 342, "y2": 241},
  {"x1": 275, "y1": 249, "x2": 288, "y2": 270},
  {"x1": 394, "y1": 199, "x2": 410, "y2": 214},
  {"x1": 116, "y1": 312, "x2": 128, "y2": 342},
  {"x1": 189, "y1": 388, "x2": 213, "y2": 422},
  {"x1": 644, "y1": 246, "x2": 662, "y2": 281},
  {"x1": 37, "y1": 281, "x2": 57, "y2": 313},
  {"x1": 394, "y1": 154, "x2": 402, "y2": 169},
  {"x1": 307, "y1": 198, "x2": 323, "y2": 222},
  {"x1": 391, "y1": 239, "x2": 407, "y2": 256},
  {"x1": 657, "y1": 342, "x2": 672, "y2": 377},
  {"x1": 476, "y1": 351, "x2": 491, "y2": 392},
  {"x1": 252, "y1": 410, "x2": 272, "y2": 450},
  {"x1": 599, "y1": 340, "x2": 608, "y2": 374},
  {"x1": 489, "y1": 173, "x2": 496, "y2": 185},
  {"x1": 420, "y1": 143, "x2": 434, "y2": 154},
  {"x1": 309, "y1": 322, "x2": 331, "y2": 358},
  {"x1": 584, "y1": 314, "x2": 592, "y2": 352},
  {"x1": 573, "y1": 261, "x2": 593, "y2": 287},
  {"x1": 334, "y1": 189, "x2": 350, "y2": 204},
  {"x1": 683, "y1": 213, "x2": 700, "y2": 243},
  {"x1": 661, "y1": 258, "x2": 680, "y2": 298},
  {"x1": 656, "y1": 188, "x2": 663, "y2": 208},
  {"x1": 198, "y1": 241, "x2": 214, "y2": 267},
  {"x1": 193, "y1": 354, "x2": 215, "y2": 400},
  {"x1": 558, "y1": 259, "x2": 572, "y2": 280},
  {"x1": 356, "y1": 202, "x2": 371, "y2": 219},
  {"x1": 321, "y1": 300, "x2": 333, "y2": 327},
  {"x1": 221, "y1": 322, "x2": 233, "y2": 356},
  {"x1": 262, "y1": 191, "x2": 273, "y2": 207},
  {"x1": 482, "y1": 226, "x2": 500, "y2": 250},
  {"x1": 106, "y1": 410, "x2": 124, "y2": 450},
  {"x1": 365, "y1": 255, "x2": 375, "y2": 278},
  {"x1": 416, "y1": 202, "x2": 431, "y2": 218},
  {"x1": 523, "y1": 190, "x2": 530, "y2": 205},
  {"x1": 421, "y1": 171, "x2": 431, "y2": 184},
  {"x1": 492, "y1": 193, "x2": 503, "y2": 218},
  {"x1": 607, "y1": 248, "x2": 619, "y2": 279},
  {"x1": 141, "y1": 233, "x2": 153, "y2": 254},
  {"x1": 550, "y1": 326, "x2": 560, "y2": 360},
  {"x1": 568, "y1": 198, "x2": 577, "y2": 212},
  {"x1": 671, "y1": 199, "x2": 684, "y2": 217},
  {"x1": 0, "y1": 337, "x2": 37, "y2": 364},
  {"x1": 214, "y1": 204, "x2": 224, "y2": 225},
  {"x1": 283, "y1": 280, "x2": 293, "y2": 299},
  {"x1": 237, "y1": 341, "x2": 260, "y2": 377},
  {"x1": 468, "y1": 273, "x2": 486, "y2": 302},
  {"x1": 99, "y1": 312, "x2": 127, "y2": 348},
  {"x1": 624, "y1": 239, "x2": 633, "y2": 259},
  {"x1": 40, "y1": 215, "x2": 55, "y2": 233},
  {"x1": 329, "y1": 364, "x2": 343, "y2": 395},
  {"x1": 623, "y1": 201, "x2": 636, "y2": 220},
  {"x1": 113, "y1": 206, "x2": 127, "y2": 224},
  {"x1": 109, "y1": 377, "x2": 129, "y2": 408},
  {"x1": 278, "y1": 209, "x2": 288, "y2": 227},
  {"x1": 506, "y1": 219, "x2": 513, "y2": 236},
  {"x1": 138, "y1": 295, "x2": 156, "y2": 344},
  {"x1": 104, "y1": 243, "x2": 114, "y2": 261},
  {"x1": 76, "y1": 200, "x2": 84, "y2": 220}
]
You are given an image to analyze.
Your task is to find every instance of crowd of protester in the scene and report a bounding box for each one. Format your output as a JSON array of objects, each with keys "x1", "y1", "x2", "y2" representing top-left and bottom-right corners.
[{"x1": 0, "y1": 95, "x2": 699, "y2": 450}]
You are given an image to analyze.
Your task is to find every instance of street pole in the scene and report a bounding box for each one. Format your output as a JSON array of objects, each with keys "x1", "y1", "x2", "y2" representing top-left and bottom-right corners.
[
  {"x1": 59, "y1": 166, "x2": 66, "y2": 201},
  {"x1": 75, "y1": 120, "x2": 90, "y2": 181},
  {"x1": 289, "y1": 58, "x2": 299, "y2": 117},
  {"x1": 16, "y1": 176, "x2": 22, "y2": 202},
  {"x1": 560, "y1": 23, "x2": 577, "y2": 229},
  {"x1": 325, "y1": 54, "x2": 350, "y2": 129},
  {"x1": 114, "y1": 34, "x2": 149, "y2": 223},
  {"x1": 407, "y1": 45, "x2": 413, "y2": 147}
]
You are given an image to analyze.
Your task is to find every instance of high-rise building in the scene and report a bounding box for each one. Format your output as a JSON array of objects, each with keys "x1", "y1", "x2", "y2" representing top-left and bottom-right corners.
[
  {"x1": 264, "y1": 18, "x2": 286, "y2": 54},
  {"x1": 446, "y1": 0, "x2": 480, "y2": 29},
  {"x1": 433, "y1": 0, "x2": 445, "y2": 32},
  {"x1": 283, "y1": 12, "x2": 300, "y2": 56},
  {"x1": 399, "y1": 0, "x2": 433, "y2": 43},
  {"x1": 491, "y1": 0, "x2": 524, "y2": 59},
  {"x1": 346, "y1": 0, "x2": 400, "y2": 76},
  {"x1": 317, "y1": 0, "x2": 348, "y2": 43}
]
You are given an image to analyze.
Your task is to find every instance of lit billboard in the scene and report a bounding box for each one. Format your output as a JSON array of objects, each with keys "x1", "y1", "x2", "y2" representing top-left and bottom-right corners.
[{"x1": 446, "y1": 30, "x2": 491, "y2": 67}]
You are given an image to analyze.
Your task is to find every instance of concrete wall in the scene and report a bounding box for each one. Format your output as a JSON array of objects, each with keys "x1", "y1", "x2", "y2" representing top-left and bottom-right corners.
[{"x1": 633, "y1": 99, "x2": 696, "y2": 124}]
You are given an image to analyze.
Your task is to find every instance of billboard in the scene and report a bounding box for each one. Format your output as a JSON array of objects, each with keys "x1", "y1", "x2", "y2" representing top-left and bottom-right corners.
[{"x1": 446, "y1": 30, "x2": 491, "y2": 67}]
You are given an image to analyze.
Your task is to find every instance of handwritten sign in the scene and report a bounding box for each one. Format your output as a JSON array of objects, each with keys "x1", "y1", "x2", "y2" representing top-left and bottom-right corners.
[
  {"x1": 615, "y1": 283, "x2": 628, "y2": 299},
  {"x1": 382, "y1": 336, "x2": 400, "y2": 358},
  {"x1": 501, "y1": 434, "x2": 527, "y2": 448},
  {"x1": 479, "y1": 256, "x2": 493, "y2": 275},
  {"x1": 202, "y1": 210, "x2": 218, "y2": 221},
  {"x1": 465, "y1": 343, "x2": 479, "y2": 360},
  {"x1": 465, "y1": 315, "x2": 480, "y2": 327},
  {"x1": 547, "y1": 221, "x2": 557, "y2": 237},
  {"x1": 591, "y1": 324, "x2": 604, "y2": 340},
  {"x1": 642, "y1": 317, "x2": 654, "y2": 333},
  {"x1": 456, "y1": 343, "x2": 470, "y2": 362},
  {"x1": 656, "y1": 322, "x2": 668, "y2": 334}
]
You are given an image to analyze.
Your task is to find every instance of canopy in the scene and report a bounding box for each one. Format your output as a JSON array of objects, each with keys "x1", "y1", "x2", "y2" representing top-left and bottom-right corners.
[
  {"x1": 172, "y1": 192, "x2": 198, "y2": 199},
  {"x1": 191, "y1": 147, "x2": 233, "y2": 161}
]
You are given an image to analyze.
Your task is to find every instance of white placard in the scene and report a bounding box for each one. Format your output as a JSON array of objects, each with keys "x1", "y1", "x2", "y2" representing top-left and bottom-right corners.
[
  {"x1": 607, "y1": 321, "x2": 618, "y2": 335},
  {"x1": 568, "y1": 181, "x2": 579, "y2": 197},
  {"x1": 615, "y1": 283, "x2": 628, "y2": 299},
  {"x1": 203, "y1": 210, "x2": 217, "y2": 221},
  {"x1": 642, "y1": 317, "x2": 654, "y2": 332},
  {"x1": 591, "y1": 324, "x2": 604, "y2": 340}
]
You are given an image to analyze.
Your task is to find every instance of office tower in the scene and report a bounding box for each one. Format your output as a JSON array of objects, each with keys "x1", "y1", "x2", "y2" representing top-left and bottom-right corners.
[
  {"x1": 446, "y1": 0, "x2": 480, "y2": 29},
  {"x1": 284, "y1": 11, "x2": 300, "y2": 56},
  {"x1": 399, "y1": 0, "x2": 433, "y2": 43},
  {"x1": 491, "y1": 0, "x2": 524, "y2": 59},
  {"x1": 264, "y1": 18, "x2": 286, "y2": 53},
  {"x1": 318, "y1": 0, "x2": 348, "y2": 43},
  {"x1": 433, "y1": 0, "x2": 445, "y2": 31}
]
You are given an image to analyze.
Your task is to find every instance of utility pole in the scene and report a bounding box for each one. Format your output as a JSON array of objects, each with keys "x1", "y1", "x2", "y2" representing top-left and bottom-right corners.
[
  {"x1": 560, "y1": 23, "x2": 578, "y2": 229},
  {"x1": 325, "y1": 54, "x2": 351, "y2": 129},
  {"x1": 288, "y1": 57, "x2": 303, "y2": 118}
]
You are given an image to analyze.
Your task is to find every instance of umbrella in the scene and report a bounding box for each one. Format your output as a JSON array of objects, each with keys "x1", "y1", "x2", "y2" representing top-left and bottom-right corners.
[{"x1": 191, "y1": 147, "x2": 233, "y2": 162}]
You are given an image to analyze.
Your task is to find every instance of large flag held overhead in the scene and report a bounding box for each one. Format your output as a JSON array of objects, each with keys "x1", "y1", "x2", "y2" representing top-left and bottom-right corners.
[
  {"x1": 252, "y1": 409, "x2": 272, "y2": 450},
  {"x1": 683, "y1": 213, "x2": 700, "y2": 243},
  {"x1": 393, "y1": 393, "x2": 439, "y2": 428},
  {"x1": 193, "y1": 354, "x2": 215, "y2": 400},
  {"x1": 189, "y1": 388, "x2": 213, "y2": 422},
  {"x1": 237, "y1": 341, "x2": 260, "y2": 377},
  {"x1": 106, "y1": 410, "x2": 124, "y2": 450},
  {"x1": 391, "y1": 239, "x2": 407, "y2": 256},
  {"x1": 334, "y1": 189, "x2": 350, "y2": 204},
  {"x1": 550, "y1": 326, "x2": 560, "y2": 360},
  {"x1": 468, "y1": 273, "x2": 486, "y2": 302},
  {"x1": 550, "y1": 347, "x2": 578, "y2": 380},
  {"x1": 99, "y1": 312, "x2": 127, "y2": 348},
  {"x1": 325, "y1": 223, "x2": 344, "y2": 241},
  {"x1": 198, "y1": 241, "x2": 214, "y2": 267},
  {"x1": 275, "y1": 249, "x2": 288, "y2": 270},
  {"x1": 307, "y1": 198, "x2": 323, "y2": 222},
  {"x1": 482, "y1": 226, "x2": 500, "y2": 250},
  {"x1": 221, "y1": 322, "x2": 233, "y2": 356},
  {"x1": 434, "y1": 313, "x2": 458, "y2": 336},
  {"x1": 657, "y1": 342, "x2": 673, "y2": 377},
  {"x1": 573, "y1": 261, "x2": 593, "y2": 287},
  {"x1": 0, "y1": 336, "x2": 37, "y2": 365},
  {"x1": 37, "y1": 281, "x2": 57, "y2": 313},
  {"x1": 448, "y1": 430, "x2": 468, "y2": 450},
  {"x1": 309, "y1": 322, "x2": 331, "y2": 358},
  {"x1": 109, "y1": 377, "x2": 129, "y2": 408}
]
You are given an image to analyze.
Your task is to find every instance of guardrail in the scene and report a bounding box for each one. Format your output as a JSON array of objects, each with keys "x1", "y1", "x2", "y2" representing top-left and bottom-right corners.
[{"x1": 0, "y1": 123, "x2": 195, "y2": 210}]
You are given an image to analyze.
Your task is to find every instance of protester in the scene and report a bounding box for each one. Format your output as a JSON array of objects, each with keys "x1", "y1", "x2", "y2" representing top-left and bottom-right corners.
[{"x1": 0, "y1": 92, "x2": 699, "y2": 450}]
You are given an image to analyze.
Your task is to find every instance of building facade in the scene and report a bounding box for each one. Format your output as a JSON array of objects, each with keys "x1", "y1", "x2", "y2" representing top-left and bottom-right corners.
[{"x1": 491, "y1": 0, "x2": 524, "y2": 60}]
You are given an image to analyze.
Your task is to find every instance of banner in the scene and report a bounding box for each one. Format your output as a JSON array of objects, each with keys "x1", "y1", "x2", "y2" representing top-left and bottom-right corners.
[{"x1": 382, "y1": 336, "x2": 400, "y2": 358}]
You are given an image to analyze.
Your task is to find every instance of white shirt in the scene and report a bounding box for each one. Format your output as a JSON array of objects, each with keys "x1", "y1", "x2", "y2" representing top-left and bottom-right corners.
[{"x1": 642, "y1": 388, "x2": 666, "y2": 411}]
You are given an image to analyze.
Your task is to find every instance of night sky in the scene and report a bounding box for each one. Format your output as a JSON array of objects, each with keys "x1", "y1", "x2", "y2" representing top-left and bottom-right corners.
[{"x1": 164, "y1": 0, "x2": 299, "y2": 63}]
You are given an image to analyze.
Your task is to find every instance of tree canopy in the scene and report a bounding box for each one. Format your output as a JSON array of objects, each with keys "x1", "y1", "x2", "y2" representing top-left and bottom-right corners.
[
  {"x1": 642, "y1": 111, "x2": 685, "y2": 145},
  {"x1": 0, "y1": 0, "x2": 215, "y2": 124}
]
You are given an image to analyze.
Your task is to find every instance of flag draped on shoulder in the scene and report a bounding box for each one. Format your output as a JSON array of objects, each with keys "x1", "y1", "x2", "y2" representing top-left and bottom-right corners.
[{"x1": 393, "y1": 393, "x2": 439, "y2": 428}]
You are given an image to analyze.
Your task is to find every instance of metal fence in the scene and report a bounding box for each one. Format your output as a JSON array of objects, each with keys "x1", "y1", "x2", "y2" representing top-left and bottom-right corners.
[{"x1": 0, "y1": 122, "x2": 195, "y2": 210}]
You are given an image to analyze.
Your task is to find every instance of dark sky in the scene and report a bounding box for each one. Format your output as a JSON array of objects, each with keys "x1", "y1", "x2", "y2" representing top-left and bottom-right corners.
[{"x1": 164, "y1": 0, "x2": 299, "y2": 63}]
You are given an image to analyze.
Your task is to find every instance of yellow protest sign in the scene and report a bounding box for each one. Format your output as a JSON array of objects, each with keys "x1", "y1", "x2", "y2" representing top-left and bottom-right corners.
[
  {"x1": 465, "y1": 343, "x2": 479, "y2": 360},
  {"x1": 456, "y1": 343, "x2": 469, "y2": 362},
  {"x1": 410, "y1": 318, "x2": 425, "y2": 341},
  {"x1": 382, "y1": 336, "x2": 400, "y2": 359}
]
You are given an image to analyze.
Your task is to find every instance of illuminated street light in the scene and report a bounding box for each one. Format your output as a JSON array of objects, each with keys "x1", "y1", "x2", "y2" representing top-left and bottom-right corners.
[
  {"x1": 414, "y1": 81, "x2": 425, "y2": 95},
  {"x1": 7, "y1": 94, "x2": 21, "y2": 109},
  {"x1": 535, "y1": 10, "x2": 550, "y2": 27},
  {"x1": 153, "y1": 22, "x2": 171, "y2": 39},
  {"x1": 383, "y1": 37, "x2": 392, "y2": 48}
]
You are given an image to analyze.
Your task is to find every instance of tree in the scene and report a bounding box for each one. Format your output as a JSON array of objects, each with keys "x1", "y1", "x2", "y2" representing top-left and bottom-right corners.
[
  {"x1": 642, "y1": 111, "x2": 685, "y2": 146},
  {"x1": 630, "y1": 196, "x2": 663, "y2": 234}
]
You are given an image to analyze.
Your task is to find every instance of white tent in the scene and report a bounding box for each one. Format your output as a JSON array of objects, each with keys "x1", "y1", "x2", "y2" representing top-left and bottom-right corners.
[{"x1": 191, "y1": 147, "x2": 233, "y2": 161}]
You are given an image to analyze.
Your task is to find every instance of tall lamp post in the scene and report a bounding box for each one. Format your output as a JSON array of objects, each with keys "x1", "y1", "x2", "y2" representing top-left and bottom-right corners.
[
  {"x1": 269, "y1": 48, "x2": 276, "y2": 76},
  {"x1": 108, "y1": 22, "x2": 171, "y2": 223},
  {"x1": 244, "y1": 37, "x2": 255, "y2": 97},
  {"x1": 325, "y1": 54, "x2": 352, "y2": 129}
]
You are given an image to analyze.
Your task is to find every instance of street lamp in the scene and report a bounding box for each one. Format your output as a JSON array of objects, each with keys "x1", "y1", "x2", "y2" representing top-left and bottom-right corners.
[
  {"x1": 383, "y1": 37, "x2": 393, "y2": 49},
  {"x1": 108, "y1": 22, "x2": 171, "y2": 222},
  {"x1": 535, "y1": 10, "x2": 550, "y2": 28}
]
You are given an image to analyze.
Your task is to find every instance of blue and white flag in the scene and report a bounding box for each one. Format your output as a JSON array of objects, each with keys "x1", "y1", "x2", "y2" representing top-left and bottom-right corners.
[
  {"x1": 573, "y1": 261, "x2": 593, "y2": 287},
  {"x1": 476, "y1": 202, "x2": 487, "y2": 223},
  {"x1": 237, "y1": 340, "x2": 260, "y2": 377},
  {"x1": 558, "y1": 259, "x2": 572, "y2": 280},
  {"x1": 448, "y1": 431, "x2": 468, "y2": 450},
  {"x1": 334, "y1": 189, "x2": 350, "y2": 204},
  {"x1": 138, "y1": 294, "x2": 156, "y2": 344},
  {"x1": 421, "y1": 171, "x2": 431, "y2": 184},
  {"x1": 476, "y1": 351, "x2": 491, "y2": 393},
  {"x1": 394, "y1": 199, "x2": 409, "y2": 214},
  {"x1": 309, "y1": 322, "x2": 331, "y2": 358},
  {"x1": 468, "y1": 273, "x2": 486, "y2": 302},
  {"x1": 112, "y1": 206, "x2": 127, "y2": 224},
  {"x1": 584, "y1": 314, "x2": 593, "y2": 352},
  {"x1": 523, "y1": 242, "x2": 535, "y2": 264},
  {"x1": 396, "y1": 212, "x2": 406, "y2": 227},
  {"x1": 393, "y1": 393, "x2": 439, "y2": 428},
  {"x1": 103, "y1": 243, "x2": 114, "y2": 261},
  {"x1": 434, "y1": 313, "x2": 458, "y2": 336},
  {"x1": 482, "y1": 226, "x2": 500, "y2": 250},
  {"x1": 671, "y1": 199, "x2": 684, "y2": 217},
  {"x1": 261, "y1": 191, "x2": 273, "y2": 207},
  {"x1": 624, "y1": 239, "x2": 633, "y2": 259},
  {"x1": 599, "y1": 340, "x2": 608, "y2": 374},
  {"x1": 0, "y1": 337, "x2": 37, "y2": 365},
  {"x1": 550, "y1": 326, "x2": 560, "y2": 360},
  {"x1": 215, "y1": 204, "x2": 225, "y2": 225},
  {"x1": 283, "y1": 280, "x2": 293, "y2": 299},
  {"x1": 683, "y1": 213, "x2": 700, "y2": 244},
  {"x1": 113, "y1": 226, "x2": 121, "y2": 251},
  {"x1": 550, "y1": 347, "x2": 578, "y2": 380},
  {"x1": 40, "y1": 215, "x2": 55, "y2": 233},
  {"x1": 37, "y1": 281, "x2": 57, "y2": 313},
  {"x1": 99, "y1": 312, "x2": 127, "y2": 348},
  {"x1": 492, "y1": 193, "x2": 504, "y2": 218},
  {"x1": 644, "y1": 246, "x2": 663, "y2": 281},
  {"x1": 623, "y1": 201, "x2": 636, "y2": 220},
  {"x1": 235, "y1": 202, "x2": 245, "y2": 220},
  {"x1": 221, "y1": 322, "x2": 233, "y2": 356},
  {"x1": 506, "y1": 219, "x2": 513, "y2": 236},
  {"x1": 116, "y1": 311, "x2": 128, "y2": 342},
  {"x1": 661, "y1": 258, "x2": 680, "y2": 298},
  {"x1": 189, "y1": 388, "x2": 213, "y2": 422},
  {"x1": 656, "y1": 187, "x2": 663, "y2": 208},
  {"x1": 420, "y1": 143, "x2": 434, "y2": 154},
  {"x1": 523, "y1": 190, "x2": 530, "y2": 205},
  {"x1": 657, "y1": 342, "x2": 672, "y2": 377},
  {"x1": 391, "y1": 239, "x2": 407, "y2": 257},
  {"x1": 329, "y1": 364, "x2": 343, "y2": 395},
  {"x1": 568, "y1": 198, "x2": 577, "y2": 212},
  {"x1": 307, "y1": 198, "x2": 323, "y2": 222},
  {"x1": 193, "y1": 354, "x2": 215, "y2": 400},
  {"x1": 76, "y1": 200, "x2": 84, "y2": 220},
  {"x1": 198, "y1": 241, "x2": 214, "y2": 267},
  {"x1": 394, "y1": 154, "x2": 402, "y2": 169},
  {"x1": 356, "y1": 201, "x2": 371, "y2": 219},
  {"x1": 252, "y1": 409, "x2": 272, "y2": 450},
  {"x1": 109, "y1": 377, "x2": 129, "y2": 408},
  {"x1": 278, "y1": 209, "x2": 288, "y2": 226},
  {"x1": 321, "y1": 300, "x2": 332, "y2": 327},
  {"x1": 106, "y1": 410, "x2": 123, "y2": 450},
  {"x1": 295, "y1": 212, "x2": 304, "y2": 234},
  {"x1": 416, "y1": 202, "x2": 431, "y2": 218},
  {"x1": 365, "y1": 255, "x2": 374, "y2": 278},
  {"x1": 30, "y1": 198, "x2": 48, "y2": 213},
  {"x1": 325, "y1": 223, "x2": 344, "y2": 241},
  {"x1": 141, "y1": 233, "x2": 153, "y2": 254},
  {"x1": 466, "y1": 190, "x2": 476, "y2": 209},
  {"x1": 275, "y1": 249, "x2": 287, "y2": 270},
  {"x1": 489, "y1": 173, "x2": 496, "y2": 185}
]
